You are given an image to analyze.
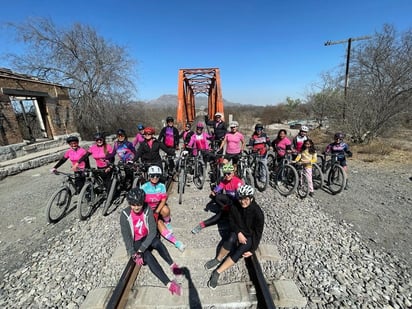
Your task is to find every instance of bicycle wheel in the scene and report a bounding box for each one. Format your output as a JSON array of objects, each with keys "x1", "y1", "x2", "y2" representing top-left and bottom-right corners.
[
  {"x1": 244, "y1": 168, "x2": 254, "y2": 187},
  {"x1": 103, "y1": 177, "x2": 118, "y2": 216},
  {"x1": 78, "y1": 182, "x2": 95, "y2": 220},
  {"x1": 178, "y1": 166, "x2": 186, "y2": 204},
  {"x1": 328, "y1": 164, "x2": 347, "y2": 195},
  {"x1": 276, "y1": 164, "x2": 298, "y2": 196},
  {"x1": 193, "y1": 160, "x2": 206, "y2": 190},
  {"x1": 46, "y1": 187, "x2": 71, "y2": 223},
  {"x1": 312, "y1": 163, "x2": 324, "y2": 190},
  {"x1": 297, "y1": 172, "x2": 309, "y2": 198},
  {"x1": 254, "y1": 161, "x2": 268, "y2": 192}
]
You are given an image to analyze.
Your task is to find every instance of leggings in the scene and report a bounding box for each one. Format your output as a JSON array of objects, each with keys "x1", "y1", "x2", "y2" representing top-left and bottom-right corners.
[
  {"x1": 133, "y1": 237, "x2": 170, "y2": 286},
  {"x1": 203, "y1": 194, "x2": 233, "y2": 227},
  {"x1": 222, "y1": 232, "x2": 253, "y2": 263},
  {"x1": 304, "y1": 167, "x2": 313, "y2": 193}
]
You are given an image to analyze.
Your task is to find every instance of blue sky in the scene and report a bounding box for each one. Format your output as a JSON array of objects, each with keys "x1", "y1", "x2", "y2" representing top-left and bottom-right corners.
[{"x1": 0, "y1": 0, "x2": 410, "y2": 106}]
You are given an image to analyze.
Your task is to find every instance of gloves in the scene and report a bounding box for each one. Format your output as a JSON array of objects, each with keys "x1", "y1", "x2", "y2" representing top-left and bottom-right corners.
[
  {"x1": 132, "y1": 252, "x2": 144, "y2": 266},
  {"x1": 347, "y1": 151, "x2": 353, "y2": 158},
  {"x1": 153, "y1": 212, "x2": 159, "y2": 223},
  {"x1": 182, "y1": 150, "x2": 189, "y2": 156},
  {"x1": 50, "y1": 168, "x2": 57, "y2": 174}
]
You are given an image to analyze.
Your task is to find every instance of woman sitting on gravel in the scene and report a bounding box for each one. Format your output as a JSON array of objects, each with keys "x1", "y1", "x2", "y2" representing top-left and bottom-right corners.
[{"x1": 120, "y1": 187, "x2": 183, "y2": 296}]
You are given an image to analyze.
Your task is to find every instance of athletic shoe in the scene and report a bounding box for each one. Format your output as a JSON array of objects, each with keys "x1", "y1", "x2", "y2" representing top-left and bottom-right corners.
[
  {"x1": 170, "y1": 262, "x2": 183, "y2": 277},
  {"x1": 207, "y1": 270, "x2": 220, "y2": 290},
  {"x1": 175, "y1": 241, "x2": 186, "y2": 252},
  {"x1": 168, "y1": 280, "x2": 182, "y2": 296},
  {"x1": 204, "y1": 258, "x2": 220, "y2": 270},
  {"x1": 309, "y1": 192, "x2": 314, "y2": 197},
  {"x1": 191, "y1": 224, "x2": 202, "y2": 234}
]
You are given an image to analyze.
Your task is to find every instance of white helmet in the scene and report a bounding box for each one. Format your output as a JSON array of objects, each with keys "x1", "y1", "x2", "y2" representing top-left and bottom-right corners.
[
  {"x1": 300, "y1": 125, "x2": 309, "y2": 132},
  {"x1": 148, "y1": 165, "x2": 162, "y2": 175},
  {"x1": 214, "y1": 112, "x2": 223, "y2": 117},
  {"x1": 238, "y1": 184, "x2": 254, "y2": 198},
  {"x1": 229, "y1": 121, "x2": 239, "y2": 128}
]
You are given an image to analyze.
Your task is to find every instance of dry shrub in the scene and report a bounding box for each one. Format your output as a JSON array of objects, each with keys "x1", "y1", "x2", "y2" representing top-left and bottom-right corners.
[{"x1": 354, "y1": 140, "x2": 393, "y2": 156}]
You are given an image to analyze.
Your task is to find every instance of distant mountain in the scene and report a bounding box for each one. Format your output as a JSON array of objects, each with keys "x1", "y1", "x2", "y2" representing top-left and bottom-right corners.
[{"x1": 146, "y1": 94, "x2": 243, "y2": 109}]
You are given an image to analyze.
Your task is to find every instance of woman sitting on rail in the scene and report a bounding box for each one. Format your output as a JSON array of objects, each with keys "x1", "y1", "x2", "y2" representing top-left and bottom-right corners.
[{"x1": 120, "y1": 187, "x2": 183, "y2": 296}]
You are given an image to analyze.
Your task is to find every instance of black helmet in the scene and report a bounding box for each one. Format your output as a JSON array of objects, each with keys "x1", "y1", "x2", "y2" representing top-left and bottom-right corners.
[
  {"x1": 127, "y1": 187, "x2": 146, "y2": 205},
  {"x1": 334, "y1": 132, "x2": 344, "y2": 140},
  {"x1": 255, "y1": 124, "x2": 264, "y2": 131},
  {"x1": 166, "y1": 116, "x2": 174, "y2": 122},
  {"x1": 94, "y1": 132, "x2": 105, "y2": 141},
  {"x1": 66, "y1": 135, "x2": 79, "y2": 144},
  {"x1": 117, "y1": 129, "x2": 127, "y2": 137},
  {"x1": 137, "y1": 123, "x2": 144, "y2": 130}
]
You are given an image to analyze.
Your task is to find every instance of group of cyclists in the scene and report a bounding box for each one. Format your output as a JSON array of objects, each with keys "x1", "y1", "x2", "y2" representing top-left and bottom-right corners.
[{"x1": 51, "y1": 112, "x2": 352, "y2": 294}]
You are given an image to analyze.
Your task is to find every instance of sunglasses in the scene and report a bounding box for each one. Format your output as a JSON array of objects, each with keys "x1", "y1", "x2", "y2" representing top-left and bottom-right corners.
[
  {"x1": 224, "y1": 172, "x2": 233, "y2": 176},
  {"x1": 143, "y1": 133, "x2": 152, "y2": 136},
  {"x1": 149, "y1": 174, "x2": 161, "y2": 178},
  {"x1": 117, "y1": 134, "x2": 125, "y2": 137},
  {"x1": 230, "y1": 126, "x2": 237, "y2": 129}
]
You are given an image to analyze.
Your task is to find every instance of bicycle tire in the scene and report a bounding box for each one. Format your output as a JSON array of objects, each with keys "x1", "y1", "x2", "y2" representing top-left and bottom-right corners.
[
  {"x1": 78, "y1": 182, "x2": 95, "y2": 220},
  {"x1": 178, "y1": 165, "x2": 186, "y2": 204},
  {"x1": 254, "y1": 161, "x2": 268, "y2": 192},
  {"x1": 46, "y1": 186, "x2": 71, "y2": 223},
  {"x1": 276, "y1": 164, "x2": 298, "y2": 196},
  {"x1": 244, "y1": 168, "x2": 254, "y2": 187},
  {"x1": 193, "y1": 160, "x2": 206, "y2": 190},
  {"x1": 297, "y1": 172, "x2": 309, "y2": 198},
  {"x1": 328, "y1": 164, "x2": 347, "y2": 195},
  {"x1": 312, "y1": 163, "x2": 324, "y2": 190},
  {"x1": 103, "y1": 177, "x2": 118, "y2": 216}
]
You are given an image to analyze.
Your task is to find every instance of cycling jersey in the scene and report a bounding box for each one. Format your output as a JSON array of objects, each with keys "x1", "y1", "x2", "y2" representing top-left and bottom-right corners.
[
  {"x1": 59, "y1": 147, "x2": 88, "y2": 170},
  {"x1": 159, "y1": 126, "x2": 179, "y2": 148},
  {"x1": 293, "y1": 135, "x2": 308, "y2": 153},
  {"x1": 87, "y1": 144, "x2": 113, "y2": 168},
  {"x1": 248, "y1": 133, "x2": 270, "y2": 156},
  {"x1": 132, "y1": 133, "x2": 145, "y2": 148},
  {"x1": 325, "y1": 142, "x2": 350, "y2": 159},
  {"x1": 225, "y1": 132, "x2": 244, "y2": 155},
  {"x1": 110, "y1": 140, "x2": 136, "y2": 162},
  {"x1": 187, "y1": 132, "x2": 212, "y2": 156},
  {"x1": 272, "y1": 137, "x2": 292, "y2": 157},
  {"x1": 141, "y1": 181, "x2": 167, "y2": 210},
  {"x1": 213, "y1": 175, "x2": 244, "y2": 199}
]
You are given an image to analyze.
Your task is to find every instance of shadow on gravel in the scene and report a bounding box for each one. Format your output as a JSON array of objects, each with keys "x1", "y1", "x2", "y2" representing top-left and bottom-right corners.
[{"x1": 181, "y1": 267, "x2": 202, "y2": 309}]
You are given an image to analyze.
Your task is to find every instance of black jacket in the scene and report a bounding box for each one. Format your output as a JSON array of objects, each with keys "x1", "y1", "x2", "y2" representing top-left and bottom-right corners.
[
  {"x1": 229, "y1": 199, "x2": 264, "y2": 252},
  {"x1": 136, "y1": 138, "x2": 175, "y2": 165}
]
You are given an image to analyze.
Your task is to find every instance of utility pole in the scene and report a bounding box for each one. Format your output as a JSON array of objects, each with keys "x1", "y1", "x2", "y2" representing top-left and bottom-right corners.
[{"x1": 325, "y1": 35, "x2": 372, "y2": 120}]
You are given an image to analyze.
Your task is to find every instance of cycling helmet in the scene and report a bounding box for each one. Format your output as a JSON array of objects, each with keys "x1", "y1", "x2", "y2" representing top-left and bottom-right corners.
[
  {"x1": 229, "y1": 121, "x2": 239, "y2": 128},
  {"x1": 66, "y1": 135, "x2": 79, "y2": 144},
  {"x1": 334, "y1": 132, "x2": 344, "y2": 140},
  {"x1": 117, "y1": 129, "x2": 126, "y2": 136},
  {"x1": 222, "y1": 164, "x2": 235, "y2": 173},
  {"x1": 238, "y1": 184, "x2": 255, "y2": 198},
  {"x1": 127, "y1": 187, "x2": 146, "y2": 205},
  {"x1": 148, "y1": 165, "x2": 162, "y2": 176},
  {"x1": 137, "y1": 124, "x2": 145, "y2": 130},
  {"x1": 255, "y1": 124, "x2": 264, "y2": 131},
  {"x1": 94, "y1": 132, "x2": 105, "y2": 141},
  {"x1": 214, "y1": 112, "x2": 223, "y2": 118},
  {"x1": 185, "y1": 123, "x2": 191, "y2": 128},
  {"x1": 300, "y1": 126, "x2": 309, "y2": 132},
  {"x1": 143, "y1": 127, "x2": 155, "y2": 135},
  {"x1": 166, "y1": 116, "x2": 174, "y2": 122},
  {"x1": 196, "y1": 122, "x2": 204, "y2": 129}
]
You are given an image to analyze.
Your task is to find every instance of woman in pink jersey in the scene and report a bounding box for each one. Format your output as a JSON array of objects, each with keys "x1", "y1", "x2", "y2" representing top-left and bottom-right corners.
[
  {"x1": 186, "y1": 122, "x2": 213, "y2": 166},
  {"x1": 51, "y1": 135, "x2": 89, "y2": 193},
  {"x1": 75, "y1": 132, "x2": 113, "y2": 191},
  {"x1": 218, "y1": 121, "x2": 245, "y2": 171},
  {"x1": 271, "y1": 129, "x2": 293, "y2": 165}
]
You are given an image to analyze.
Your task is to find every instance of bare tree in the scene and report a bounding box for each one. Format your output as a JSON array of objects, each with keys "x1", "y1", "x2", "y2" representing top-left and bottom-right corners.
[
  {"x1": 344, "y1": 24, "x2": 412, "y2": 142},
  {"x1": 7, "y1": 18, "x2": 138, "y2": 138}
]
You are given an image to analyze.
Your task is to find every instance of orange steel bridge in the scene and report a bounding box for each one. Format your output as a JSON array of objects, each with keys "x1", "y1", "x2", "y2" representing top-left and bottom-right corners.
[{"x1": 176, "y1": 68, "x2": 224, "y2": 128}]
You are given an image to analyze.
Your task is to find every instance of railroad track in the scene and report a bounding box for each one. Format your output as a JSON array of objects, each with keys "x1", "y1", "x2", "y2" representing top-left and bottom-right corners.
[{"x1": 106, "y1": 175, "x2": 276, "y2": 308}]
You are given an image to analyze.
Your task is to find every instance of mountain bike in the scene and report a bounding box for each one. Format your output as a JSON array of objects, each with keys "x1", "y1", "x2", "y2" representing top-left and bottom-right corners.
[
  {"x1": 77, "y1": 168, "x2": 107, "y2": 220},
  {"x1": 248, "y1": 150, "x2": 269, "y2": 192},
  {"x1": 208, "y1": 152, "x2": 224, "y2": 190},
  {"x1": 267, "y1": 151, "x2": 298, "y2": 196},
  {"x1": 102, "y1": 161, "x2": 129, "y2": 216},
  {"x1": 190, "y1": 150, "x2": 206, "y2": 190},
  {"x1": 312, "y1": 163, "x2": 324, "y2": 190},
  {"x1": 131, "y1": 162, "x2": 149, "y2": 188},
  {"x1": 293, "y1": 163, "x2": 309, "y2": 198},
  {"x1": 176, "y1": 150, "x2": 189, "y2": 204},
  {"x1": 237, "y1": 151, "x2": 254, "y2": 186},
  {"x1": 46, "y1": 172, "x2": 77, "y2": 223},
  {"x1": 319, "y1": 153, "x2": 347, "y2": 195}
]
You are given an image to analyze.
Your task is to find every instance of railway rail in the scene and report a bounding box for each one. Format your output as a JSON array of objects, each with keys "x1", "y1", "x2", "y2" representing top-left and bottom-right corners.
[{"x1": 105, "y1": 175, "x2": 276, "y2": 308}]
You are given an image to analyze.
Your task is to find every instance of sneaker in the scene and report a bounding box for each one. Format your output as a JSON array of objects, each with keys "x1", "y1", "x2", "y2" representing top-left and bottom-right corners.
[
  {"x1": 175, "y1": 241, "x2": 186, "y2": 252},
  {"x1": 168, "y1": 280, "x2": 182, "y2": 296},
  {"x1": 191, "y1": 224, "x2": 202, "y2": 234},
  {"x1": 207, "y1": 270, "x2": 220, "y2": 290},
  {"x1": 170, "y1": 262, "x2": 183, "y2": 277},
  {"x1": 309, "y1": 192, "x2": 314, "y2": 197},
  {"x1": 204, "y1": 258, "x2": 220, "y2": 270},
  {"x1": 165, "y1": 222, "x2": 173, "y2": 232},
  {"x1": 344, "y1": 181, "x2": 349, "y2": 190}
]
